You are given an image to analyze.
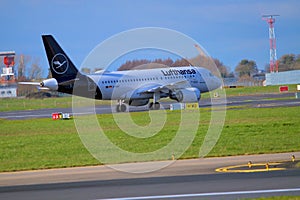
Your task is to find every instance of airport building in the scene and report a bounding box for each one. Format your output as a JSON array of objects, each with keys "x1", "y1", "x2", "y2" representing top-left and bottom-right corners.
[
  {"x1": 265, "y1": 70, "x2": 300, "y2": 86},
  {"x1": 0, "y1": 84, "x2": 17, "y2": 98}
]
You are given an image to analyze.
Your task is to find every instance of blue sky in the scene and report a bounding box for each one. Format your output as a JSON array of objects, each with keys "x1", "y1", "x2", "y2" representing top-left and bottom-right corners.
[{"x1": 1, "y1": 0, "x2": 300, "y2": 74}]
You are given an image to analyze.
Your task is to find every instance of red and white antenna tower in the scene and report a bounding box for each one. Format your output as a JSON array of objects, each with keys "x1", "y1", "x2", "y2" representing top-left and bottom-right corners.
[{"x1": 262, "y1": 14, "x2": 280, "y2": 73}]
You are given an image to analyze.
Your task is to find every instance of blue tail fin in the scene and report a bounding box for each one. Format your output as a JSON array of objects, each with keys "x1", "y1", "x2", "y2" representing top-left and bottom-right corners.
[
  {"x1": 42, "y1": 35, "x2": 80, "y2": 83},
  {"x1": 42, "y1": 35, "x2": 102, "y2": 99}
]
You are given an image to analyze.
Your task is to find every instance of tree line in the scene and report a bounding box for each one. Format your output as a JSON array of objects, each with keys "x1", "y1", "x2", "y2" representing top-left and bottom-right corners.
[
  {"x1": 2, "y1": 53, "x2": 299, "y2": 81},
  {"x1": 234, "y1": 54, "x2": 300, "y2": 80},
  {"x1": 117, "y1": 56, "x2": 233, "y2": 78},
  {"x1": 117, "y1": 53, "x2": 300, "y2": 81}
]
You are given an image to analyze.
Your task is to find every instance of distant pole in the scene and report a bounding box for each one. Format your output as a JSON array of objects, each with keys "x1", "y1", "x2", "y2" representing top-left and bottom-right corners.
[{"x1": 262, "y1": 15, "x2": 280, "y2": 73}]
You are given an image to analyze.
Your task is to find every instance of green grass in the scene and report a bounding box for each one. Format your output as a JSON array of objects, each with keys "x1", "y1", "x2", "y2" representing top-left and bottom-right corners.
[
  {"x1": 213, "y1": 84, "x2": 297, "y2": 98},
  {"x1": 0, "y1": 106, "x2": 300, "y2": 172},
  {"x1": 0, "y1": 97, "x2": 114, "y2": 112},
  {"x1": 243, "y1": 197, "x2": 300, "y2": 200},
  {"x1": 0, "y1": 119, "x2": 99, "y2": 171},
  {"x1": 0, "y1": 97, "x2": 73, "y2": 112},
  {"x1": 206, "y1": 107, "x2": 300, "y2": 157}
]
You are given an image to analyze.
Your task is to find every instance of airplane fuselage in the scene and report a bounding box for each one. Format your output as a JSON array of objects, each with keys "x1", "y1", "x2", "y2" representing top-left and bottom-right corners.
[{"x1": 87, "y1": 66, "x2": 220, "y2": 101}]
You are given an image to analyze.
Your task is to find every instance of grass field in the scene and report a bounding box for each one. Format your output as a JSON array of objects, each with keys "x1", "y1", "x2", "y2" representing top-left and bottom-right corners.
[
  {"x1": 0, "y1": 97, "x2": 113, "y2": 112},
  {"x1": 223, "y1": 84, "x2": 298, "y2": 96},
  {"x1": 244, "y1": 197, "x2": 300, "y2": 200},
  {"x1": 0, "y1": 105, "x2": 299, "y2": 172}
]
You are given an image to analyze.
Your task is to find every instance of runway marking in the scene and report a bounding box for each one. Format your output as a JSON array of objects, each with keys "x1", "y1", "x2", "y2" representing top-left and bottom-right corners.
[
  {"x1": 99, "y1": 188, "x2": 300, "y2": 200},
  {"x1": 0, "y1": 114, "x2": 50, "y2": 119},
  {"x1": 215, "y1": 162, "x2": 286, "y2": 173}
]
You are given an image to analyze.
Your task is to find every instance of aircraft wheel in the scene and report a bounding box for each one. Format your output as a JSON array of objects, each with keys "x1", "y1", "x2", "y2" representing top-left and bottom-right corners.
[
  {"x1": 116, "y1": 105, "x2": 121, "y2": 112},
  {"x1": 153, "y1": 102, "x2": 160, "y2": 110},
  {"x1": 120, "y1": 104, "x2": 127, "y2": 112},
  {"x1": 116, "y1": 104, "x2": 127, "y2": 112},
  {"x1": 149, "y1": 102, "x2": 154, "y2": 110}
]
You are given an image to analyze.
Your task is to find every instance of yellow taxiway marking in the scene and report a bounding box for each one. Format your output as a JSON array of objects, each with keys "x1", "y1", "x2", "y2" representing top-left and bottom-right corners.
[{"x1": 215, "y1": 162, "x2": 286, "y2": 173}]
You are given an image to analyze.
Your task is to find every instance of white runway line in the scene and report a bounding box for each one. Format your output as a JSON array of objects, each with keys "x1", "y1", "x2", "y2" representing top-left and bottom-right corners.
[{"x1": 100, "y1": 188, "x2": 300, "y2": 200}]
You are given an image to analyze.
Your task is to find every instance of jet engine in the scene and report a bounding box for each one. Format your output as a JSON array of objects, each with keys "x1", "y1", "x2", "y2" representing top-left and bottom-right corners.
[
  {"x1": 170, "y1": 87, "x2": 200, "y2": 103},
  {"x1": 127, "y1": 99, "x2": 149, "y2": 106},
  {"x1": 40, "y1": 78, "x2": 58, "y2": 90}
]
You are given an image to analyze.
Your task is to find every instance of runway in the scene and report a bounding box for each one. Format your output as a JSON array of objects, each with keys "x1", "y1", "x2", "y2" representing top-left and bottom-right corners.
[
  {"x1": 1, "y1": 171, "x2": 300, "y2": 200},
  {"x1": 0, "y1": 92, "x2": 299, "y2": 120},
  {"x1": 0, "y1": 152, "x2": 300, "y2": 200}
]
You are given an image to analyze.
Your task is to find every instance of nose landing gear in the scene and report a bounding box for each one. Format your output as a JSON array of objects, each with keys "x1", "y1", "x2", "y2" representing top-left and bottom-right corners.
[{"x1": 116, "y1": 100, "x2": 127, "y2": 112}]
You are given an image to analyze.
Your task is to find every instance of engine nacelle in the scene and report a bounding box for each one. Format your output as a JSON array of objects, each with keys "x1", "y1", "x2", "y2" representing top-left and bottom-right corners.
[
  {"x1": 40, "y1": 78, "x2": 58, "y2": 91},
  {"x1": 170, "y1": 87, "x2": 201, "y2": 103},
  {"x1": 126, "y1": 99, "x2": 149, "y2": 106}
]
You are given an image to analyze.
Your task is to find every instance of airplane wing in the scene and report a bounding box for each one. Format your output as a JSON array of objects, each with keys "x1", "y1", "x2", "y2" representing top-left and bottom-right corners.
[
  {"x1": 141, "y1": 80, "x2": 190, "y2": 94},
  {"x1": 122, "y1": 81, "x2": 190, "y2": 100}
]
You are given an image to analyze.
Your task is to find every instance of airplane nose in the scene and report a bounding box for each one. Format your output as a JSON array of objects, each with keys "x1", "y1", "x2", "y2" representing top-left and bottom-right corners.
[{"x1": 214, "y1": 76, "x2": 222, "y2": 89}]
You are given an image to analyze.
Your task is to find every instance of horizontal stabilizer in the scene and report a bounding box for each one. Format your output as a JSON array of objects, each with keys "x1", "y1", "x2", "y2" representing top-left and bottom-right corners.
[{"x1": 18, "y1": 82, "x2": 40, "y2": 86}]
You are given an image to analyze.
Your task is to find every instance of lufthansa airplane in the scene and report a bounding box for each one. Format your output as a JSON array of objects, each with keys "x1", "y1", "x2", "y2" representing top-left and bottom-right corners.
[{"x1": 28, "y1": 35, "x2": 221, "y2": 112}]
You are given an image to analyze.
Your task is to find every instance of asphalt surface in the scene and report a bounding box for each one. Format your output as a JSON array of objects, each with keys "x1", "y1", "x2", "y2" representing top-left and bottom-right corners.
[
  {"x1": 1, "y1": 152, "x2": 300, "y2": 200},
  {"x1": 0, "y1": 92, "x2": 299, "y2": 120},
  {"x1": 1, "y1": 171, "x2": 300, "y2": 200}
]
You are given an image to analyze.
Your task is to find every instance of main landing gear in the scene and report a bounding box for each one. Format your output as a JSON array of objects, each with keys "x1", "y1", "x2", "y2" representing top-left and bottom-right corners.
[
  {"x1": 116, "y1": 92, "x2": 161, "y2": 112},
  {"x1": 149, "y1": 102, "x2": 160, "y2": 110},
  {"x1": 149, "y1": 92, "x2": 161, "y2": 110}
]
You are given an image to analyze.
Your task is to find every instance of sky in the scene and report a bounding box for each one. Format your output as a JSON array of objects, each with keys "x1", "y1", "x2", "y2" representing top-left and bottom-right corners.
[{"x1": 0, "y1": 0, "x2": 300, "y2": 75}]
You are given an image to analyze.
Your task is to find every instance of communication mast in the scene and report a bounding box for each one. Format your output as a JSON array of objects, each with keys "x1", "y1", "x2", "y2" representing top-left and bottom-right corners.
[{"x1": 262, "y1": 15, "x2": 280, "y2": 73}]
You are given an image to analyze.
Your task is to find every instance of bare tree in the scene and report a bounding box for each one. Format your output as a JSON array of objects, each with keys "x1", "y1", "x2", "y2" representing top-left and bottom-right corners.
[
  {"x1": 213, "y1": 58, "x2": 230, "y2": 78},
  {"x1": 28, "y1": 58, "x2": 43, "y2": 80},
  {"x1": 15, "y1": 55, "x2": 32, "y2": 81}
]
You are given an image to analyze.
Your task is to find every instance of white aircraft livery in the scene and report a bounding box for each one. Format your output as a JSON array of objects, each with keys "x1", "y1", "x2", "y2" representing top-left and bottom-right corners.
[{"x1": 36, "y1": 35, "x2": 221, "y2": 112}]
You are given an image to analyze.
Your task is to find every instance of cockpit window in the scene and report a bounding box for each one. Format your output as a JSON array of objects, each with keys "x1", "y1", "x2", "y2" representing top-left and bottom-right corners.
[{"x1": 209, "y1": 72, "x2": 213, "y2": 77}]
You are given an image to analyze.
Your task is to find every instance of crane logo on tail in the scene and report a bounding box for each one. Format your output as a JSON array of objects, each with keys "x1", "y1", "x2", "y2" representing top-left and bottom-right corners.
[{"x1": 51, "y1": 53, "x2": 69, "y2": 74}]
